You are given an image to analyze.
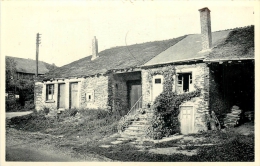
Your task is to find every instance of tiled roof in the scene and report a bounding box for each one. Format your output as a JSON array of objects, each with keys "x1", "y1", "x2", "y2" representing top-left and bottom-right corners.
[
  {"x1": 44, "y1": 35, "x2": 187, "y2": 79},
  {"x1": 6, "y1": 56, "x2": 50, "y2": 74}
]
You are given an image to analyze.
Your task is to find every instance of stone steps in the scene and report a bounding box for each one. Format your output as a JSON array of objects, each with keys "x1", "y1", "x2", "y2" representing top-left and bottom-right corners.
[
  {"x1": 127, "y1": 125, "x2": 148, "y2": 130},
  {"x1": 119, "y1": 108, "x2": 153, "y2": 138}
]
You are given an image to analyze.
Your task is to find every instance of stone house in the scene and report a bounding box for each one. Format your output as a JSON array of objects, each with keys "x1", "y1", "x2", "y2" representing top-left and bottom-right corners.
[{"x1": 35, "y1": 7, "x2": 254, "y2": 135}]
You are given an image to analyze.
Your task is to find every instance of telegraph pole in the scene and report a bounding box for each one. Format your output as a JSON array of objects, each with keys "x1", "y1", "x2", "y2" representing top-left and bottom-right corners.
[{"x1": 36, "y1": 33, "x2": 41, "y2": 77}]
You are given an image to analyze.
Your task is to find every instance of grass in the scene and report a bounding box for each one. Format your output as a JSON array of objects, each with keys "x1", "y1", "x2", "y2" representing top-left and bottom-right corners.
[
  {"x1": 8, "y1": 110, "x2": 254, "y2": 162},
  {"x1": 9, "y1": 108, "x2": 123, "y2": 144}
]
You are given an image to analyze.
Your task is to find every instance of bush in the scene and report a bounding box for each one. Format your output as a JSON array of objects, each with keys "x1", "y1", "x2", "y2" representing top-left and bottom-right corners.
[
  {"x1": 59, "y1": 108, "x2": 78, "y2": 118},
  {"x1": 6, "y1": 99, "x2": 22, "y2": 112},
  {"x1": 147, "y1": 89, "x2": 201, "y2": 139},
  {"x1": 24, "y1": 100, "x2": 35, "y2": 110}
]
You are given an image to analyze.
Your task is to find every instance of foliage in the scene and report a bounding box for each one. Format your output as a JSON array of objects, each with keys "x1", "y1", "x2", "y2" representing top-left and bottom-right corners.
[
  {"x1": 72, "y1": 130, "x2": 254, "y2": 161},
  {"x1": 9, "y1": 108, "x2": 123, "y2": 138},
  {"x1": 147, "y1": 65, "x2": 176, "y2": 92},
  {"x1": 146, "y1": 65, "x2": 202, "y2": 139},
  {"x1": 5, "y1": 57, "x2": 35, "y2": 110},
  {"x1": 5, "y1": 57, "x2": 17, "y2": 92},
  {"x1": 146, "y1": 90, "x2": 201, "y2": 139},
  {"x1": 5, "y1": 99, "x2": 23, "y2": 112}
]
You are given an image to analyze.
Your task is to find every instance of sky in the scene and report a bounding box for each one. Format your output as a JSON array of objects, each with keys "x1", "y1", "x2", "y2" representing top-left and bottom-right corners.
[{"x1": 1, "y1": 1, "x2": 257, "y2": 67}]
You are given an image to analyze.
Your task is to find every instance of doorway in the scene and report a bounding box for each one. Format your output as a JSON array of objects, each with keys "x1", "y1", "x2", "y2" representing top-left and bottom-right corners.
[
  {"x1": 70, "y1": 82, "x2": 78, "y2": 109},
  {"x1": 58, "y1": 84, "x2": 65, "y2": 109},
  {"x1": 180, "y1": 106, "x2": 194, "y2": 135},
  {"x1": 127, "y1": 80, "x2": 142, "y2": 110}
]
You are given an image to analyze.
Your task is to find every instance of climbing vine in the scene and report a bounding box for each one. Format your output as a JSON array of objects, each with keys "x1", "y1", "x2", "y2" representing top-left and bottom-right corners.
[
  {"x1": 147, "y1": 65, "x2": 176, "y2": 92},
  {"x1": 145, "y1": 65, "x2": 201, "y2": 139}
]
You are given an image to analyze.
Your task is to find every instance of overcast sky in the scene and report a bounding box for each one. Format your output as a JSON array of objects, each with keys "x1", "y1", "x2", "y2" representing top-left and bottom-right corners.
[{"x1": 1, "y1": 1, "x2": 256, "y2": 67}]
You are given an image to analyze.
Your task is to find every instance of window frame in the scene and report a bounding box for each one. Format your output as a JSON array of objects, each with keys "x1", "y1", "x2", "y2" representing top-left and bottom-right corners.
[
  {"x1": 86, "y1": 90, "x2": 94, "y2": 102},
  {"x1": 176, "y1": 72, "x2": 193, "y2": 93},
  {"x1": 46, "y1": 84, "x2": 55, "y2": 101}
]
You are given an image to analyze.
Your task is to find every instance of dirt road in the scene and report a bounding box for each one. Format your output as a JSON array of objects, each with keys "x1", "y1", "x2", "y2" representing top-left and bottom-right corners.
[
  {"x1": 6, "y1": 127, "x2": 112, "y2": 162},
  {"x1": 6, "y1": 111, "x2": 33, "y2": 119}
]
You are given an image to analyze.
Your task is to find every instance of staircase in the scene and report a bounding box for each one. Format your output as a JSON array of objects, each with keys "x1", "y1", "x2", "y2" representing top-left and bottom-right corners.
[{"x1": 118, "y1": 96, "x2": 153, "y2": 138}]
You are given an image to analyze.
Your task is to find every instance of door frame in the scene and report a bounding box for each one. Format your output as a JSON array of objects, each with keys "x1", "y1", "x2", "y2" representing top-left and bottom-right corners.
[
  {"x1": 127, "y1": 80, "x2": 142, "y2": 110},
  {"x1": 179, "y1": 105, "x2": 195, "y2": 134},
  {"x1": 58, "y1": 83, "x2": 66, "y2": 109},
  {"x1": 69, "y1": 82, "x2": 79, "y2": 109}
]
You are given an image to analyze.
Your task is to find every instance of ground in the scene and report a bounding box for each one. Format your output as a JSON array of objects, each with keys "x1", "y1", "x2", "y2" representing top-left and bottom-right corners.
[{"x1": 5, "y1": 110, "x2": 255, "y2": 162}]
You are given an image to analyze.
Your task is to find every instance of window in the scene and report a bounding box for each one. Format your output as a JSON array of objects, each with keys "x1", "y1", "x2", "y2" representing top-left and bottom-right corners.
[
  {"x1": 177, "y1": 73, "x2": 192, "y2": 93},
  {"x1": 155, "y1": 78, "x2": 161, "y2": 84},
  {"x1": 86, "y1": 90, "x2": 94, "y2": 102},
  {"x1": 46, "y1": 84, "x2": 54, "y2": 100}
]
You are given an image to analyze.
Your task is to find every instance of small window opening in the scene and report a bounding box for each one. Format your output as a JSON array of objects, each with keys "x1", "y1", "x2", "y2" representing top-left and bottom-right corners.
[
  {"x1": 89, "y1": 95, "x2": 91, "y2": 100},
  {"x1": 178, "y1": 73, "x2": 192, "y2": 93},
  {"x1": 46, "y1": 84, "x2": 54, "y2": 100},
  {"x1": 115, "y1": 84, "x2": 118, "y2": 90},
  {"x1": 155, "y1": 78, "x2": 161, "y2": 84}
]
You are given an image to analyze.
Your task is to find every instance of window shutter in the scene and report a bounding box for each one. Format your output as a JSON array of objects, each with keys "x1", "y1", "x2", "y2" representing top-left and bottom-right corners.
[
  {"x1": 177, "y1": 74, "x2": 183, "y2": 94},
  {"x1": 172, "y1": 74, "x2": 176, "y2": 92}
]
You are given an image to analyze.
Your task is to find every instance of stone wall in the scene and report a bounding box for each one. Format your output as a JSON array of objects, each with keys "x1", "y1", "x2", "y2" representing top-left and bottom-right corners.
[
  {"x1": 34, "y1": 79, "x2": 83, "y2": 111},
  {"x1": 34, "y1": 82, "x2": 44, "y2": 111},
  {"x1": 111, "y1": 72, "x2": 141, "y2": 114},
  {"x1": 176, "y1": 63, "x2": 209, "y2": 132},
  {"x1": 141, "y1": 63, "x2": 210, "y2": 133},
  {"x1": 34, "y1": 81, "x2": 59, "y2": 111},
  {"x1": 112, "y1": 74, "x2": 128, "y2": 113},
  {"x1": 80, "y1": 75, "x2": 109, "y2": 109}
]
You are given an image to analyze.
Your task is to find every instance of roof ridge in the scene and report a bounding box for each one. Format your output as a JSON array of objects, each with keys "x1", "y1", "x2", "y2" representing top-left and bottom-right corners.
[{"x1": 140, "y1": 35, "x2": 189, "y2": 67}]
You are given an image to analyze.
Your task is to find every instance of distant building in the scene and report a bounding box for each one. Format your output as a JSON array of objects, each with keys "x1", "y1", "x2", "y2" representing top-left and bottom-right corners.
[{"x1": 6, "y1": 56, "x2": 51, "y2": 80}]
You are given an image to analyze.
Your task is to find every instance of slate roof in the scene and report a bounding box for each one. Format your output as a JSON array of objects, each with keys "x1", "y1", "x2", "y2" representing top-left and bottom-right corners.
[
  {"x1": 144, "y1": 25, "x2": 254, "y2": 66},
  {"x1": 143, "y1": 30, "x2": 231, "y2": 66},
  {"x1": 6, "y1": 56, "x2": 50, "y2": 75},
  {"x1": 45, "y1": 35, "x2": 187, "y2": 78},
  {"x1": 43, "y1": 25, "x2": 254, "y2": 79}
]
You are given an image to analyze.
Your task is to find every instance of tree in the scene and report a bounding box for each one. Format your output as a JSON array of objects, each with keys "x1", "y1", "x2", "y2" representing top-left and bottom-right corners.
[
  {"x1": 6, "y1": 57, "x2": 17, "y2": 92},
  {"x1": 6, "y1": 57, "x2": 35, "y2": 106}
]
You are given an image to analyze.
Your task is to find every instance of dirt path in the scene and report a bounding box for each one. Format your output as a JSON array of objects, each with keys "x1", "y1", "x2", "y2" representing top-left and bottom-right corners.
[
  {"x1": 6, "y1": 111, "x2": 33, "y2": 119},
  {"x1": 6, "y1": 146, "x2": 81, "y2": 161},
  {"x1": 5, "y1": 127, "x2": 112, "y2": 162}
]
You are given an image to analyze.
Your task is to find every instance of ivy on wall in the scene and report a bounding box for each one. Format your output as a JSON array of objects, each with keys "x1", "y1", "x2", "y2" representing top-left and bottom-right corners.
[
  {"x1": 147, "y1": 65, "x2": 176, "y2": 93},
  {"x1": 145, "y1": 65, "x2": 201, "y2": 139}
]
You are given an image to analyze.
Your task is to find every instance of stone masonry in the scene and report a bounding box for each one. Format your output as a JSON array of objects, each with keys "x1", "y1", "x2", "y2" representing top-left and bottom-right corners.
[{"x1": 141, "y1": 63, "x2": 209, "y2": 133}]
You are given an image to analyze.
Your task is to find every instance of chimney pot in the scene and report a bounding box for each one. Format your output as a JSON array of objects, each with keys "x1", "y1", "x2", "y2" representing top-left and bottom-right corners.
[
  {"x1": 91, "y1": 36, "x2": 98, "y2": 60},
  {"x1": 199, "y1": 7, "x2": 212, "y2": 50}
]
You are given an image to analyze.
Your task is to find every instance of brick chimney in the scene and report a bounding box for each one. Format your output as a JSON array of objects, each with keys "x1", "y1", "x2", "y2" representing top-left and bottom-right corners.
[
  {"x1": 91, "y1": 36, "x2": 98, "y2": 60},
  {"x1": 199, "y1": 7, "x2": 212, "y2": 50}
]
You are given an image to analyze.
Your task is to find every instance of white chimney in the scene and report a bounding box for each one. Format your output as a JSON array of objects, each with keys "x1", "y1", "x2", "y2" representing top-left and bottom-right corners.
[
  {"x1": 91, "y1": 36, "x2": 98, "y2": 60},
  {"x1": 199, "y1": 7, "x2": 212, "y2": 50}
]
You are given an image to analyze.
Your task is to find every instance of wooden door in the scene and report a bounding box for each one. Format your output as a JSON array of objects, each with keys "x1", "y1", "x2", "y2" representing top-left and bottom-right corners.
[
  {"x1": 58, "y1": 84, "x2": 65, "y2": 109},
  {"x1": 180, "y1": 106, "x2": 193, "y2": 135},
  {"x1": 130, "y1": 84, "x2": 142, "y2": 109},
  {"x1": 70, "y1": 82, "x2": 78, "y2": 109}
]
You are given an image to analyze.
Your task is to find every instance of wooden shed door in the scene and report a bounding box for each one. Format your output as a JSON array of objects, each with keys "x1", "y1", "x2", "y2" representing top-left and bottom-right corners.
[
  {"x1": 180, "y1": 106, "x2": 193, "y2": 135},
  {"x1": 130, "y1": 84, "x2": 142, "y2": 109},
  {"x1": 70, "y1": 82, "x2": 78, "y2": 109},
  {"x1": 58, "y1": 84, "x2": 65, "y2": 109}
]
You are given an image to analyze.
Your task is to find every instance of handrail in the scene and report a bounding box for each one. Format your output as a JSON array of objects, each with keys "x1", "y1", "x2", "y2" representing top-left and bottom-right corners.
[
  {"x1": 118, "y1": 95, "x2": 142, "y2": 133},
  {"x1": 125, "y1": 95, "x2": 143, "y2": 117}
]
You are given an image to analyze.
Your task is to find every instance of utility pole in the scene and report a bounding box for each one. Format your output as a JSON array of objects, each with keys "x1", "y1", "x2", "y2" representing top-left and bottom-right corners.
[{"x1": 36, "y1": 33, "x2": 41, "y2": 77}]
